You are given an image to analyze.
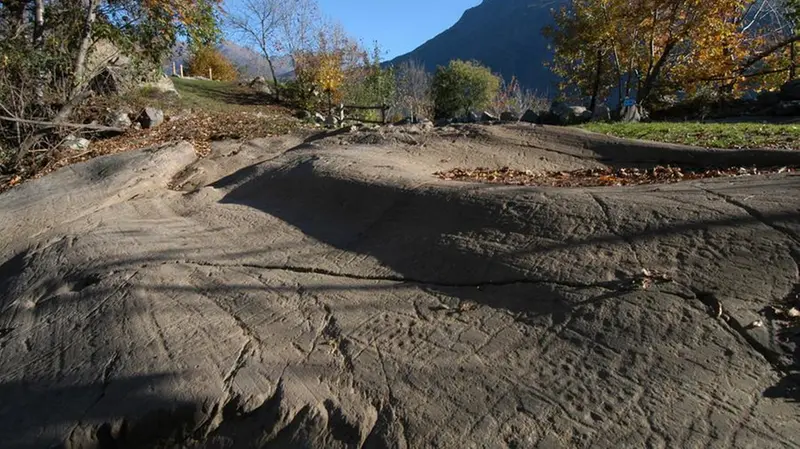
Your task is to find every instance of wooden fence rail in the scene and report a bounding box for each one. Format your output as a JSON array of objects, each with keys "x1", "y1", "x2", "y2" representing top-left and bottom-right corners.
[{"x1": 341, "y1": 104, "x2": 390, "y2": 124}]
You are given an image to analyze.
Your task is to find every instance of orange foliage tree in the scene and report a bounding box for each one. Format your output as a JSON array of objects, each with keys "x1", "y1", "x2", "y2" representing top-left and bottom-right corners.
[
  {"x1": 187, "y1": 46, "x2": 238, "y2": 81},
  {"x1": 545, "y1": 0, "x2": 798, "y2": 108}
]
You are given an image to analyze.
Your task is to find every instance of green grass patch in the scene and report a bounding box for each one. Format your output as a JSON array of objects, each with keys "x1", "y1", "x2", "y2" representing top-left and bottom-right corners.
[
  {"x1": 171, "y1": 77, "x2": 273, "y2": 111},
  {"x1": 579, "y1": 122, "x2": 800, "y2": 150}
]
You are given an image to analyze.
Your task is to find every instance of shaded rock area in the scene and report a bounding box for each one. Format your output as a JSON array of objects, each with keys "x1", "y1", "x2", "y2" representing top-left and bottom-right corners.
[{"x1": 0, "y1": 125, "x2": 799, "y2": 449}]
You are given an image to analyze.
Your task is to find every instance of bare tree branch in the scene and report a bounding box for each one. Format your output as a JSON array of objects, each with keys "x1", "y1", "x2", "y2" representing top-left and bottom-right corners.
[{"x1": 0, "y1": 116, "x2": 125, "y2": 134}]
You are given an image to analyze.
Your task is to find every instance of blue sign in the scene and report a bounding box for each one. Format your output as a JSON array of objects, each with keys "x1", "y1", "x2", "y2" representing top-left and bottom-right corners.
[{"x1": 623, "y1": 98, "x2": 636, "y2": 107}]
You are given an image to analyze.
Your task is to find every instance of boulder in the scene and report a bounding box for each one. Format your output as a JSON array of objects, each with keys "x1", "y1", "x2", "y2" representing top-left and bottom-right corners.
[
  {"x1": 520, "y1": 109, "x2": 539, "y2": 123},
  {"x1": 756, "y1": 91, "x2": 781, "y2": 106},
  {"x1": 591, "y1": 103, "x2": 611, "y2": 122},
  {"x1": 141, "y1": 75, "x2": 180, "y2": 99},
  {"x1": 137, "y1": 107, "x2": 164, "y2": 129},
  {"x1": 419, "y1": 118, "x2": 434, "y2": 130},
  {"x1": 250, "y1": 77, "x2": 274, "y2": 95},
  {"x1": 435, "y1": 118, "x2": 453, "y2": 127},
  {"x1": 294, "y1": 110, "x2": 312, "y2": 120},
  {"x1": 108, "y1": 110, "x2": 132, "y2": 129},
  {"x1": 500, "y1": 111, "x2": 519, "y2": 122},
  {"x1": 779, "y1": 79, "x2": 800, "y2": 101},
  {"x1": 776, "y1": 101, "x2": 800, "y2": 116},
  {"x1": 61, "y1": 135, "x2": 90, "y2": 151},
  {"x1": 481, "y1": 111, "x2": 499, "y2": 122},
  {"x1": 621, "y1": 105, "x2": 647, "y2": 123},
  {"x1": 549, "y1": 102, "x2": 589, "y2": 125}
]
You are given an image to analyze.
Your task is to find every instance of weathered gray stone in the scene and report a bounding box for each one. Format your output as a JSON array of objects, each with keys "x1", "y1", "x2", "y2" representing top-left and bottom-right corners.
[
  {"x1": 481, "y1": 111, "x2": 499, "y2": 122},
  {"x1": 108, "y1": 110, "x2": 132, "y2": 129},
  {"x1": 2, "y1": 130, "x2": 799, "y2": 449},
  {"x1": 500, "y1": 111, "x2": 519, "y2": 121},
  {"x1": 550, "y1": 102, "x2": 590, "y2": 125},
  {"x1": 520, "y1": 109, "x2": 539, "y2": 123},
  {"x1": 61, "y1": 135, "x2": 90, "y2": 151},
  {"x1": 249, "y1": 76, "x2": 274, "y2": 95},
  {"x1": 137, "y1": 107, "x2": 164, "y2": 129}
]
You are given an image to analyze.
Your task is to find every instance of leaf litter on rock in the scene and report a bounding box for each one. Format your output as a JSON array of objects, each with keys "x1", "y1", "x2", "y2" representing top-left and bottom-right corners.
[{"x1": 434, "y1": 165, "x2": 799, "y2": 187}]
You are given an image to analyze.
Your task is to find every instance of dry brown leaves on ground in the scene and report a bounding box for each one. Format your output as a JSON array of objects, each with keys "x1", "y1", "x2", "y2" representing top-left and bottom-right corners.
[
  {"x1": 435, "y1": 165, "x2": 799, "y2": 187},
  {"x1": 1, "y1": 108, "x2": 301, "y2": 193}
]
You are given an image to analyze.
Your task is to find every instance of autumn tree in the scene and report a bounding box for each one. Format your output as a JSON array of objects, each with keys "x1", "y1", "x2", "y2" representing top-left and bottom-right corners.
[
  {"x1": 432, "y1": 60, "x2": 501, "y2": 119},
  {"x1": 546, "y1": 0, "x2": 799, "y2": 109},
  {"x1": 0, "y1": 0, "x2": 222, "y2": 161},
  {"x1": 225, "y1": 0, "x2": 321, "y2": 99},
  {"x1": 187, "y1": 46, "x2": 238, "y2": 81}
]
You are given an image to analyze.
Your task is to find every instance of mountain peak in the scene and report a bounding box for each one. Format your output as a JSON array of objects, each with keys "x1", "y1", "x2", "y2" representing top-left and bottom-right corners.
[{"x1": 389, "y1": 0, "x2": 565, "y2": 94}]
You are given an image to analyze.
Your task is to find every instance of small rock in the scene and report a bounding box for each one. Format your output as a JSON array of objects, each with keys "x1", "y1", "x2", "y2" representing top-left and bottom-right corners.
[
  {"x1": 61, "y1": 135, "x2": 90, "y2": 151},
  {"x1": 500, "y1": 111, "x2": 519, "y2": 122},
  {"x1": 137, "y1": 107, "x2": 164, "y2": 129},
  {"x1": 788, "y1": 307, "x2": 800, "y2": 318},
  {"x1": 419, "y1": 118, "x2": 434, "y2": 130},
  {"x1": 520, "y1": 109, "x2": 539, "y2": 123},
  {"x1": 108, "y1": 110, "x2": 132, "y2": 129}
]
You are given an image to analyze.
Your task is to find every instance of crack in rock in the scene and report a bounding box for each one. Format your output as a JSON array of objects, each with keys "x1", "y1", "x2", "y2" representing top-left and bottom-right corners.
[{"x1": 171, "y1": 259, "x2": 617, "y2": 292}]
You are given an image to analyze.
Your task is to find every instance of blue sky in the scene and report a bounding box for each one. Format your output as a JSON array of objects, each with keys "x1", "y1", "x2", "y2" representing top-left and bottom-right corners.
[{"x1": 316, "y1": 0, "x2": 482, "y2": 60}]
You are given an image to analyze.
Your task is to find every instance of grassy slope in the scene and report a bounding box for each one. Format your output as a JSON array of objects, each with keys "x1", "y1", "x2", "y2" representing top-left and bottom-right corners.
[{"x1": 580, "y1": 122, "x2": 800, "y2": 150}]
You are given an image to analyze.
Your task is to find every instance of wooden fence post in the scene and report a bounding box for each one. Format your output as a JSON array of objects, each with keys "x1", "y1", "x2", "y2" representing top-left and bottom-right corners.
[
  {"x1": 209, "y1": 67, "x2": 213, "y2": 81},
  {"x1": 180, "y1": 64, "x2": 184, "y2": 78},
  {"x1": 172, "y1": 61, "x2": 177, "y2": 77}
]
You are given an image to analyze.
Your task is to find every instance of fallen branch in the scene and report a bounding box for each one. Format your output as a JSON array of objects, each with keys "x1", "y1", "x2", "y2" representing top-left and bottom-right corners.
[{"x1": 0, "y1": 115, "x2": 125, "y2": 133}]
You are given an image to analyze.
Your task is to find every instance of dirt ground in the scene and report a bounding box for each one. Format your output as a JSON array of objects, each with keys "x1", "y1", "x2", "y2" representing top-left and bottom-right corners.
[{"x1": 0, "y1": 123, "x2": 798, "y2": 448}]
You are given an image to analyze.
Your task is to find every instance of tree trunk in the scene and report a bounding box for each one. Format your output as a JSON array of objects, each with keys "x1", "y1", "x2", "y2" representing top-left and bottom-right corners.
[
  {"x1": 265, "y1": 55, "x2": 280, "y2": 100},
  {"x1": 18, "y1": 0, "x2": 99, "y2": 160},
  {"x1": 33, "y1": 0, "x2": 45, "y2": 47},
  {"x1": 589, "y1": 48, "x2": 603, "y2": 113},
  {"x1": 33, "y1": 0, "x2": 46, "y2": 105},
  {"x1": 69, "y1": 0, "x2": 99, "y2": 100},
  {"x1": 639, "y1": 41, "x2": 677, "y2": 106}
]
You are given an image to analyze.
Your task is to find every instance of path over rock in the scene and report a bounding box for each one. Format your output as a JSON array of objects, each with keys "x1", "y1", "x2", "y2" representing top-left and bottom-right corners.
[{"x1": 0, "y1": 125, "x2": 798, "y2": 448}]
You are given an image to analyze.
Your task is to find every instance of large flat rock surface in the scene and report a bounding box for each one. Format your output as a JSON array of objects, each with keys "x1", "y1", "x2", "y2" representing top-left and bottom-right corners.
[{"x1": 0, "y1": 125, "x2": 798, "y2": 448}]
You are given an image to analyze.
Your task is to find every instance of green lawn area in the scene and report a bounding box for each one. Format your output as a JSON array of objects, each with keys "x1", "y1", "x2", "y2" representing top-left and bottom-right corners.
[{"x1": 579, "y1": 122, "x2": 800, "y2": 150}]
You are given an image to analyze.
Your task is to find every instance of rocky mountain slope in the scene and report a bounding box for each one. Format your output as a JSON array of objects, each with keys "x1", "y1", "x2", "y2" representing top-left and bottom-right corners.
[{"x1": 389, "y1": 0, "x2": 565, "y2": 93}]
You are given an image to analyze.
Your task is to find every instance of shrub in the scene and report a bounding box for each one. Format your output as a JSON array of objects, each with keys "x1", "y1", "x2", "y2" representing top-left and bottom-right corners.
[
  {"x1": 186, "y1": 46, "x2": 238, "y2": 81},
  {"x1": 394, "y1": 59, "x2": 433, "y2": 121},
  {"x1": 490, "y1": 76, "x2": 549, "y2": 115},
  {"x1": 341, "y1": 46, "x2": 396, "y2": 122},
  {"x1": 432, "y1": 60, "x2": 501, "y2": 119}
]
